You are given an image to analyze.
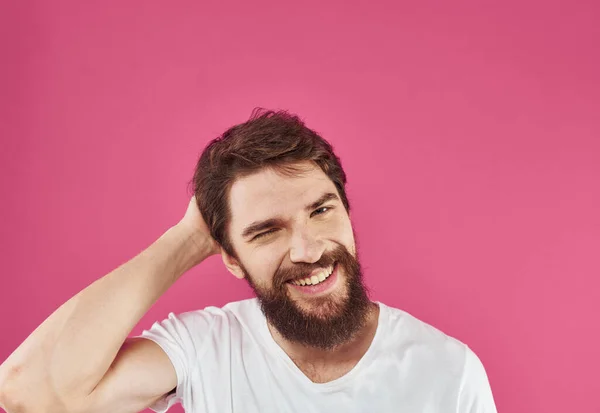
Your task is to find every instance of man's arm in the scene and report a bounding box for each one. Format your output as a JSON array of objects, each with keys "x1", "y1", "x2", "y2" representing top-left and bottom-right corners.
[
  {"x1": 457, "y1": 347, "x2": 498, "y2": 413},
  {"x1": 0, "y1": 197, "x2": 218, "y2": 413}
]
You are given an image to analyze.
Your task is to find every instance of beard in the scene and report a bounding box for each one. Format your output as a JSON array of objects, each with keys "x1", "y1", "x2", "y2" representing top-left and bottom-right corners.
[{"x1": 243, "y1": 243, "x2": 372, "y2": 351}]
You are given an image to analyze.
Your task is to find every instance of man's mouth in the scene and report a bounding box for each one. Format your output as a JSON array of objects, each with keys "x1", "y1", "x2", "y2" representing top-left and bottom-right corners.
[{"x1": 286, "y1": 262, "x2": 337, "y2": 287}]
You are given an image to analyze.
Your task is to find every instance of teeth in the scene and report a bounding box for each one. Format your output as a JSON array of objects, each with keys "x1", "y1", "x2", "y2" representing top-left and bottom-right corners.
[{"x1": 291, "y1": 264, "x2": 335, "y2": 287}]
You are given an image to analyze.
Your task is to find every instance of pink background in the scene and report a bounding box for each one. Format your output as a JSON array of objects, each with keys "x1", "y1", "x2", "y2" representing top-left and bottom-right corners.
[{"x1": 1, "y1": 1, "x2": 599, "y2": 412}]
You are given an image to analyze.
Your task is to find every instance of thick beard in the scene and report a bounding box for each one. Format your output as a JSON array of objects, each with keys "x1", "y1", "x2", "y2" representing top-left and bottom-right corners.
[{"x1": 244, "y1": 244, "x2": 371, "y2": 351}]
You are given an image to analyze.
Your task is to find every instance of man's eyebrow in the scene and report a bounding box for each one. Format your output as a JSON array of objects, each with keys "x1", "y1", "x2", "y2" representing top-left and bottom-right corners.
[
  {"x1": 241, "y1": 192, "x2": 340, "y2": 239},
  {"x1": 242, "y1": 218, "x2": 286, "y2": 239},
  {"x1": 305, "y1": 192, "x2": 340, "y2": 212}
]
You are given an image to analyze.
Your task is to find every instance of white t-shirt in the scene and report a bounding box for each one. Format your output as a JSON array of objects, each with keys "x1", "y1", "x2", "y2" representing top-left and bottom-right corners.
[{"x1": 137, "y1": 298, "x2": 497, "y2": 412}]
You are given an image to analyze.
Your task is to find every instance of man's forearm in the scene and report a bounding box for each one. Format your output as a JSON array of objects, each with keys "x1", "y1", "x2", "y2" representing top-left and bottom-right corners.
[{"x1": 0, "y1": 223, "x2": 211, "y2": 404}]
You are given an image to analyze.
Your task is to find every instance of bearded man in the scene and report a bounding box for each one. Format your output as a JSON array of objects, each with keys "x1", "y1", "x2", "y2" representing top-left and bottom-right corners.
[{"x1": 0, "y1": 110, "x2": 497, "y2": 413}]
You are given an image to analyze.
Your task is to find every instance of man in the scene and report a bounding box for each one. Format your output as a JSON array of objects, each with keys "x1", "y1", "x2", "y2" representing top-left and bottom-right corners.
[{"x1": 0, "y1": 110, "x2": 497, "y2": 412}]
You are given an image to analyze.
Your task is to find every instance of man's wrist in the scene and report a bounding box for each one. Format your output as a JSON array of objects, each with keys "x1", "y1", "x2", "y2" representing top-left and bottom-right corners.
[{"x1": 169, "y1": 222, "x2": 214, "y2": 269}]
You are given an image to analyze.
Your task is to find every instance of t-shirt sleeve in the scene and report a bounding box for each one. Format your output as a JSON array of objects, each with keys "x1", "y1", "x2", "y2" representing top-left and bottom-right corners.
[
  {"x1": 134, "y1": 310, "x2": 213, "y2": 413},
  {"x1": 457, "y1": 346, "x2": 498, "y2": 413}
]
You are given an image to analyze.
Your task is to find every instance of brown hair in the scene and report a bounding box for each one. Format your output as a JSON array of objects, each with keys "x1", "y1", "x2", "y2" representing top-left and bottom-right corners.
[{"x1": 189, "y1": 108, "x2": 350, "y2": 258}]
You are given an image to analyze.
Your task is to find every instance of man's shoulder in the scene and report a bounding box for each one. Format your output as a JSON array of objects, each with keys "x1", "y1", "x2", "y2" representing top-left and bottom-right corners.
[
  {"x1": 155, "y1": 298, "x2": 260, "y2": 335},
  {"x1": 378, "y1": 302, "x2": 469, "y2": 370},
  {"x1": 377, "y1": 304, "x2": 494, "y2": 406},
  {"x1": 190, "y1": 297, "x2": 262, "y2": 331},
  {"x1": 221, "y1": 297, "x2": 261, "y2": 313},
  {"x1": 380, "y1": 302, "x2": 467, "y2": 346},
  {"x1": 179, "y1": 297, "x2": 259, "y2": 317}
]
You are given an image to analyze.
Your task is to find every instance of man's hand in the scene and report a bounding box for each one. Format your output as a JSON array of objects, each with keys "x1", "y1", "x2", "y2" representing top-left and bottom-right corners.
[{"x1": 177, "y1": 196, "x2": 221, "y2": 259}]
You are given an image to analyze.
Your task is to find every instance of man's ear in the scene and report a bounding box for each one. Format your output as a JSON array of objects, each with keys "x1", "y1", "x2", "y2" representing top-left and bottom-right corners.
[{"x1": 221, "y1": 249, "x2": 245, "y2": 279}]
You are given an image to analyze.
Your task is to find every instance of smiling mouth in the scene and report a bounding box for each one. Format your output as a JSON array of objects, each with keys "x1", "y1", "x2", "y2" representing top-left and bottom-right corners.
[{"x1": 286, "y1": 262, "x2": 337, "y2": 287}]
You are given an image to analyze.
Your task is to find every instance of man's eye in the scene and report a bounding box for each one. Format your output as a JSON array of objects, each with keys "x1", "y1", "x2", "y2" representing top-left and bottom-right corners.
[
  {"x1": 254, "y1": 229, "x2": 277, "y2": 240},
  {"x1": 311, "y1": 206, "x2": 331, "y2": 217}
]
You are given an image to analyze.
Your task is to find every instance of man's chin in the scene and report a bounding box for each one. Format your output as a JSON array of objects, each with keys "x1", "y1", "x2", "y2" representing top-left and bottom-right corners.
[
  {"x1": 288, "y1": 293, "x2": 349, "y2": 320},
  {"x1": 257, "y1": 280, "x2": 371, "y2": 350}
]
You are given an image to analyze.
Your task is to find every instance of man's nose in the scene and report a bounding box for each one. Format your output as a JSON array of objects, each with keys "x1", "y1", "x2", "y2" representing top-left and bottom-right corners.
[{"x1": 289, "y1": 227, "x2": 325, "y2": 264}]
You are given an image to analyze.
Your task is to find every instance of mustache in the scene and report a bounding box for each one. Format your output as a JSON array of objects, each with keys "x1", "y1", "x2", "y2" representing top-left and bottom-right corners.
[
  {"x1": 272, "y1": 247, "x2": 346, "y2": 287},
  {"x1": 274, "y1": 261, "x2": 336, "y2": 287}
]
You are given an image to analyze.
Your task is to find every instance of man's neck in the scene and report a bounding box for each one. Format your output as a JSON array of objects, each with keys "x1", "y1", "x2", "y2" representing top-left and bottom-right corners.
[{"x1": 267, "y1": 302, "x2": 380, "y2": 378}]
